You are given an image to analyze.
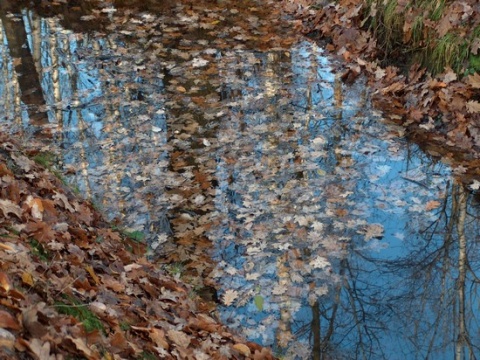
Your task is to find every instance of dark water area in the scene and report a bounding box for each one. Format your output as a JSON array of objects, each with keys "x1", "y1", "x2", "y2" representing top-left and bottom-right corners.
[{"x1": 1, "y1": 0, "x2": 480, "y2": 358}]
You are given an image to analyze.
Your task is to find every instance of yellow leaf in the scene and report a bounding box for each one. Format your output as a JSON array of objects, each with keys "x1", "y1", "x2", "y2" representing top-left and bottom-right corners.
[
  {"x1": 0, "y1": 272, "x2": 11, "y2": 292},
  {"x1": 22, "y1": 272, "x2": 34, "y2": 287},
  {"x1": 0, "y1": 243, "x2": 15, "y2": 251},
  {"x1": 85, "y1": 265, "x2": 100, "y2": 285},
  {"x1": 233, "y1": 343, "x2": 251, "y2": 356}
]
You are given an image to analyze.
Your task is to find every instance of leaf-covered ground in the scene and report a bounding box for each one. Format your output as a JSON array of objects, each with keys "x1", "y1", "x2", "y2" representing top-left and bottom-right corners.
[{"x1": 0, "y1": 134, "x2": 275, "y2": 359}]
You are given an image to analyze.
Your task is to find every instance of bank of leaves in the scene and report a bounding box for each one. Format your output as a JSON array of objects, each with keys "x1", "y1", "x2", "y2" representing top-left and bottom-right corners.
[
  {"x1": 0, "y1": 135, "x2": 274, "y2": 359},
  {"x1": 285, "y1": 0, "x2": 480, "y2": 180}
]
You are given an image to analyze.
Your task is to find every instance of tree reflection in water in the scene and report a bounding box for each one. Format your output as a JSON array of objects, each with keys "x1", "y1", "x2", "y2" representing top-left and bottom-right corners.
[{"x1": 309, "y1": 181, "x2": 480, "y2": 359}]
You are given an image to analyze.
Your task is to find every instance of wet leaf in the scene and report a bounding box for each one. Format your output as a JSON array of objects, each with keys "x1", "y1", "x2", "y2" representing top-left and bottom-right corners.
[
  {"x1": 468, "y1": 180, "x2": 480, "y2": 190},
  {"x1": 425, "y1": 200, "x2": 441, "y2": 211},
  {"x1": 309, "y1": 256, "x2": 330, "y2": 269},
  {"x1": 362, "y1": 224, "x2": 384, "y2": 240},
  {"x1": 221, "y1": 289, "x2": 238, "y2": 306},
  {"x1": 253, "y1": 295, "x2": 264, "y2": 312}
]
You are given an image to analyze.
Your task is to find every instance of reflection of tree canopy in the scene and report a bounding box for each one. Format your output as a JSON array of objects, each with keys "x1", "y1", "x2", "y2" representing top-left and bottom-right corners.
[
  {"x1": 387, "y1": 182, "x2": 480, "y2": 359},
  {"x1": 324, "y1": 181, "x2": 480, "y2": 359}
]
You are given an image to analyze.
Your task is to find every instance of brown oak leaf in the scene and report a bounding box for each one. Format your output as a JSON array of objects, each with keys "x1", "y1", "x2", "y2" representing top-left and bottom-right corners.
[
  {"x1": 466, "y1": 100, "x2": 480, "y2": 113},
  {"x1": 0, "y1": 199, "x2": 22, "y2": 219},
  {"x1": 466, "y1": 73, "x2": 480, "y2": 89}
]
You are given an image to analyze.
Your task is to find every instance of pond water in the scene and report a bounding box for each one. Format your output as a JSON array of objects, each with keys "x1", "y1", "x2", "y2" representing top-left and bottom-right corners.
[{"x1": 1, "y1": 0, "x2": 480, "y2": 359}]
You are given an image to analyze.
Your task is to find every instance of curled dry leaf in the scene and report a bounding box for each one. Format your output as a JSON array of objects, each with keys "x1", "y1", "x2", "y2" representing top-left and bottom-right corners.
[
  {"x1": 64, "y1": 336, "x2": 94, "y2": 358},
  {"x1": 0, "y1": 328, "x2": 15, "y2": 350},
  {"x1": 0, "y1": 199, "x2": 22, "y2": 219},
  {"x1": 466, "y1": 73, "x2": 480, "y2": 89},
  {"x1": 466, "y1": 100, "x2": 480, "y2": 113},
  {"x1": 26, "y1": 196, "x2": 44, "y2": 221},
  {"x1": 0, "y1": 310, "x2": 21, "y2": 330},
  {"x1": 149, "y1": 328, "x2": 169, "y2": 350},
  {"x1": 52, "y1": 191, "x2": 76, "y2": 213},
  {"x1": 233, "y1": 343, "x2": 251, "y2": 356},
  {"x1": 0, "y1": 272, "x2": 12, "y2": 292},
  {"x1": 166, "y1": 329, "x2": 191, "y2": 348},
  {"x1": 22, "y1": 303, "x2": 49, "y2": 338},
  {"x1": 27, "y1": 339, "x2": 55, "y2": 360}
]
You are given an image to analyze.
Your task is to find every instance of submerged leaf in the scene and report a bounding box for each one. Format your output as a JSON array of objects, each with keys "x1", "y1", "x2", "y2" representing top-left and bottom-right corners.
[{"x1": 253, "y1": 295, "x2": 264, "y2": 311}]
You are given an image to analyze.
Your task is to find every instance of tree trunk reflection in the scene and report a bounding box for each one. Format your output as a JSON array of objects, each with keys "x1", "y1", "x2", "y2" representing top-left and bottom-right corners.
[
  {"x1": 0, "y1": 1, "x2": 48, "y2": 128},
  {"x1": 309, "y1": 180, "x2": 480, "y2": 359}
]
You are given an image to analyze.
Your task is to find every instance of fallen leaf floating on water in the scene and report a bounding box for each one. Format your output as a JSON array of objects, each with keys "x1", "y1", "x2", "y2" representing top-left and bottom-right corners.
[
  {"x1": 469, "y1": 180, "x2": 480, "y2": 190},
  {"x1": 425, "y1": 200, "x2": 441, "y2": 211},
  {"x1": 309, "y1": 256, "x2": 330, "y2": 269},
  {"x1": 221, "y1": 289, "x2": 239, "y2": 306},
  {"x1": 360, "y1": 224, "x2": 384, "y2": 241}
]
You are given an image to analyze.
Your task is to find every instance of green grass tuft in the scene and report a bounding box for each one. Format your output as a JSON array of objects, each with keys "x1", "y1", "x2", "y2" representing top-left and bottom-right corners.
[
  {"x1": 360, "y1": 0, "x2": 478, "y2": 75},
  {"x1": 138, "y1": 351, "x2": 157, "y2": 360},
  {"x1": 32, "y1": 152, "x2": 56, "y2": 168},
  {"x1": 29, "y1": 239, "x2": 50, "y2": 262},
  {"x1": 124, "y1": 230, "x2": 145, "y2": 243},
  {"x1": 428, "y1": 33, "x2": 469, "y2": 74},
  {"x1": 55, "y1": 295, "x2": 105, "y2": 334}
]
